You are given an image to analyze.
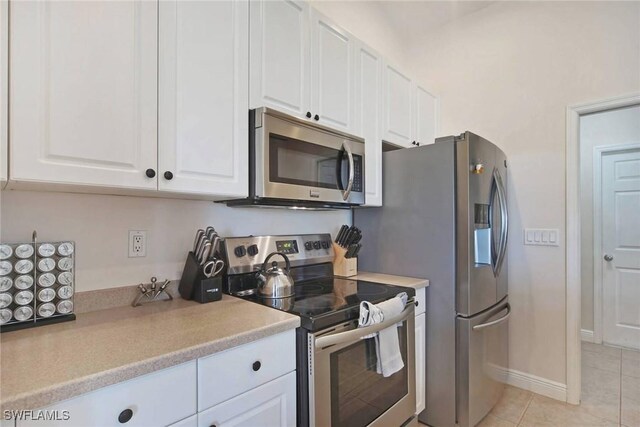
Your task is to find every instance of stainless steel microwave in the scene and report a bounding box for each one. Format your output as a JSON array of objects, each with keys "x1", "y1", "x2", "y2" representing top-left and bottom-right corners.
[{"x1": 226, "y1": 108, "x2": 365, "y2": 209}]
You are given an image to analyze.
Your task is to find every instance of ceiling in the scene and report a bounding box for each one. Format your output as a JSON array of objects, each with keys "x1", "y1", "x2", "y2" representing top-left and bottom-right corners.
[{"x1": 375, "y1": 1, "x2": 496, "y2": 44}]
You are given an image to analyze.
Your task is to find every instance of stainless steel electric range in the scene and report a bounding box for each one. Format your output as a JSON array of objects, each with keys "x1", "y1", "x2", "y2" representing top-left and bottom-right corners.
[{"x1": 222, "y1": 234, "x2": 417, "y2": 427}]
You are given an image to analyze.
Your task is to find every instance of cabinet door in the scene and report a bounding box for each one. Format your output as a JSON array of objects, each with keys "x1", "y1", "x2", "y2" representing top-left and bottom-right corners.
[
  {"x1": 197, "y1": 372, "x2": 296, "y2": 427},
  {"x1": 382, "y1": 62, "x2": 413, "y2": 148},
  {"x1": 249, "y1": 0, "x2": 310, "y2": 118},
  {"x1": 159, "y1": 0, "x2": 248, "y2": 198},
  {"x1": 354, "y1": 42, "x2": 383, "y2": 206},
  {"x1": 415, "y1": 312, "x2": 426, "y2": 414},
  {"x1": 9, "y1": 1, "x2": 158, "y2": 190},
  {"x1": 169, "y1": 415, "x2": 198, "y2": 427},
  {"x1": 310, "y1": 10, "x2": 355, "y2": 133},
  {"x1": 0, "y1": 0, "x2": 7, "y2": 185},
  {"x1": 413, "y1": 84, "x2": 438, "y2": 146}
]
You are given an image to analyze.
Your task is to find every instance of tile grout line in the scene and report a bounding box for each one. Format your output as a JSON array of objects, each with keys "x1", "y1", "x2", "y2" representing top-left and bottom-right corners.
[{"x1": 515, "y1": 393, "x2": 535, "y2": 426}]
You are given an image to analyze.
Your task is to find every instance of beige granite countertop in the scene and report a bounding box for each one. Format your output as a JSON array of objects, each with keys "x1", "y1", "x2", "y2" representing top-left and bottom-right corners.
[
  {"x1": 353, "y1": 272, "x2": 429, "y2": 289},
  {"x1": 0, "y1": 296, "x2": 300, "y2": 411}
]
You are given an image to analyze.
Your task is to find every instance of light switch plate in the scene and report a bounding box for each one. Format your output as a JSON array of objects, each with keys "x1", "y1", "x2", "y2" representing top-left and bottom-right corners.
[{"x1": 524, "y1": 228, "x2": 560, "y2": 246}]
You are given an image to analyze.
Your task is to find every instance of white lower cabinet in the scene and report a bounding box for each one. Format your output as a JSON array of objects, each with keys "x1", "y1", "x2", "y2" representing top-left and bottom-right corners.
[
  {"x1": 168, "y1": 415, "x2": 198, "y2": 427},
  {"x1": 17, "y1": 361, "x2": 197, "y2": 427},
  {"x1": 415, "y1": 312, "x2": 426, "y2": 415},
  {"x1": 198, "y1": 330, "x2": 296, "y2": 411},
  {"x1": 415, "y1": 287, "x2": 426, "y2": 414},
  {"x1": 197, "y1": 372, "x2": 296, "y2": 427}
]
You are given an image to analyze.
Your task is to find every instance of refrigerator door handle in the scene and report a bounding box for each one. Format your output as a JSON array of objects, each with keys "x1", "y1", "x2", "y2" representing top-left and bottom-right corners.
[
  {"x1": 472, "y1": 303, "x2": 511, "y2": 330},
  {"x1": 494, "y1": 170, "x2": 508, "y2": 275},
  {"x1": 489, "y1": 171, "x2": 500, "y2": 274}
]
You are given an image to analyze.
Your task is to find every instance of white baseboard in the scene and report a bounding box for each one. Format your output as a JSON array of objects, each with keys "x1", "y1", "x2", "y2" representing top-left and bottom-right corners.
[
  {"x1": 581, "y1": 329, "x2": 595, "y2": 343},
  {"x1": 506, "y1": 368, "x2": 567, "y2": 402}
]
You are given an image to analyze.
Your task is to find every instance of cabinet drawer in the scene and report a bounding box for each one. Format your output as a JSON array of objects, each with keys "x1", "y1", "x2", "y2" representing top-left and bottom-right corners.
[
  {"x1": 197, "y1": 372, "x2": 296, "y2": 427},
  {"x1": 198, "y1": 330, "x2": 295, "y2": 411},
  {"x1": 18, "y1": 361, "x2": 196, "y2": 427},
  {"x1": 416, "y1": 287, "x2": 426, "y2": 316}
]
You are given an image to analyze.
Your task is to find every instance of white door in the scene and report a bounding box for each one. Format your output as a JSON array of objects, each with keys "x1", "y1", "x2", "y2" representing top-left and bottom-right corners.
[
  {"x1": 0, "y1": 0, "x2": 7, "y2": 185},
  {"x1": 158, "y1": 0, "x2": 248, "y2": 198},
  {"x1": 602, "y1": 148, "x2": 640, "y2": 349},
  {"x1": 382, "y1": 61, "x2": 413, "y2": 148},
  {"x1": 310, "y1": 10, "x2": 355, "y2": 133},
  {"x1": 249, "y1": 0, "x2": 310, "y2": 119},
  {"x1": 354, "y1": 41, "x2": 383, "y2": 206},
  {"x1": 10, "y1": 1, "x2": 158, "y2": 190},
  {"x1": 413, "y1": 84, "x2": 438, "y2": 146},
  {"x1": 197, "y1": 372, "x2": 296, "y2": 427}
]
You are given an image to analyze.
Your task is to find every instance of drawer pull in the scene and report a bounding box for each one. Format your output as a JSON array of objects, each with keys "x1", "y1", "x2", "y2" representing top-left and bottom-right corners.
[
  {"x1": 252, "y1": 361, "x2": 261, "y2": 372},
  {"x1": 118, "y1": 408, "x2": 134, "y2": 424}
]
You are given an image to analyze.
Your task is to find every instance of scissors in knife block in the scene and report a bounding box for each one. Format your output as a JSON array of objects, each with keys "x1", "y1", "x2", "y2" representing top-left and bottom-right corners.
[{"x1": 203, "y1": 258, "x2": 225, "y2": 278}]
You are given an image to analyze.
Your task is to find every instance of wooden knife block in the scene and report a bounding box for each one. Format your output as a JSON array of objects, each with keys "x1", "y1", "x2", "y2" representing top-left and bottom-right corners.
[{"x1": 332, "y1": 242, "x2": 357, "y2": 278}]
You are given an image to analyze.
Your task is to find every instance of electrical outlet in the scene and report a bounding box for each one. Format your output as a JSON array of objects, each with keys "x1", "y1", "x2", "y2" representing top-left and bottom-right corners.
[{"x1": 128, "y1": 230, "x2": 147, "y2": 257}]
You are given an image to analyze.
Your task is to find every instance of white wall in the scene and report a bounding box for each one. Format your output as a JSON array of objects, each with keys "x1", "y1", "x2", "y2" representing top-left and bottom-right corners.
[
  {"x1": 580, "y1": 105, "x2": 640, "y2": 332},
  {"x1": 310, "y1": 0, "x2": 409, "y2": 70},
  {"x1": 406, "y1": 1, "x2": 640, "y2": 386},
  {"x1": 1, "y1": 190, "x2": 350, "y2": 291}
]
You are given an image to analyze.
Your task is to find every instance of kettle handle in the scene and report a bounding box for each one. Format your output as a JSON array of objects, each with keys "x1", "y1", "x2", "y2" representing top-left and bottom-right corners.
[{"x1": 261, "y1": 252, "x2": 291, "y2": 273}]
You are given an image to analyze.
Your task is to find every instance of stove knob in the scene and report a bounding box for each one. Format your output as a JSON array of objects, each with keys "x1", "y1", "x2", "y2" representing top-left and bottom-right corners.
[
  {"x1": 313, "y1": 241, "x2": 321, "y2": 250},
  {"x1": 321, "y1": 241, "x2": 330, "y2": 249},
  {"x1": 247, "y1": 244, "x2": 259, "y2": 257},
  {"x1": 304, "y1": 241, "x2": 313, "y2": 251},
  {"x1": 234, "y1": 245, "x2": 246, "y2": 257}
]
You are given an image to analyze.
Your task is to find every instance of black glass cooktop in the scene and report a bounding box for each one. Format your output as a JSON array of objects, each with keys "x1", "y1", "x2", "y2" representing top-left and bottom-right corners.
[{"x1": 244, "y1": 277, "x2": 415, "y2": 331}]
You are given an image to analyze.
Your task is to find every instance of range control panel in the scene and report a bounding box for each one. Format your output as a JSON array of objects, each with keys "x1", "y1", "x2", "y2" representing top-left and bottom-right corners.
[{"x1": 224, "y1": 234, "x2": 334, "y2": 275}]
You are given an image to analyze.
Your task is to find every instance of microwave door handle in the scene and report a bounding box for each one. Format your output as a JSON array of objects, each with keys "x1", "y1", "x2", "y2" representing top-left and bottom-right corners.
[
  {"x1": 342, "y1": 141, "x2": 355, "y2": 201},
  {"x1": 315, "y1": 301, "x2": 415, "y2": 349}
]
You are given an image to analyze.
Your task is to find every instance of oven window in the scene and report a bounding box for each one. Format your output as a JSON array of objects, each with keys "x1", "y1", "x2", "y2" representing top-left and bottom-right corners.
[
  {"x1": 329, "y1": 324, "x2": 408, "y2": 427},
  {"x1": 269, "y1": 133, "x2": 348, "y2": 190}
]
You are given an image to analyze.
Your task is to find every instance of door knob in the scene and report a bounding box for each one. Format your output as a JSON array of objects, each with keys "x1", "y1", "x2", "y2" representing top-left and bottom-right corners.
[{"x1": 604, "y1": 254, "x2": 614, "y2": 262}]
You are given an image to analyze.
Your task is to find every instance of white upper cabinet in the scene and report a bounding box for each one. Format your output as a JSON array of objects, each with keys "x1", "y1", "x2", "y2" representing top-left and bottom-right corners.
[
  {"x1": 159, "y1": 0, "x2": 248, "y2": 198},
  {"x1": 413, "y1": 84, "x2": 438, "y2": 146},
  {"x1": 9, "y1": 1, "x2": 158, "y2": 190},
  {"x1": 354, "y1": 41, "x2": 383, "y2": 206},
  {"x1": 0, "y1": 0, "x2": 7, "y2": 185},
  {"x1": 249, "y1": 0, "x2": 311, "y2": 118},
  {"x1": 382, "y1": 61, "x2": 414, "y2": 148},
  {"x1": 309, "y1": 10, "x2": 355, "y2": 133}
]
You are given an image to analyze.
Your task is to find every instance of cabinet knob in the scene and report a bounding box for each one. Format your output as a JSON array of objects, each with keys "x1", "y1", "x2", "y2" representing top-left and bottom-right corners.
[
  {"x1": 118, "y1": 409, "x2": 134, "y2": 424},
  {"x1": 417, "y1": 142, "x2": 421, "y2": 146},
  {"x1": 145, "y1": 168, "x2": 156, "y2": 178},
  {"x1": 252, "y1": 361, "x2": 261, "y2": 371},
  {"x1": 306, "y1": 112, "x2": 312, "y2": 118},
  {"x1": 314, "y1": 114, "x2": 320, "y2": 121},
  {"x1": 411, "y1": 141, "x2": 416, "y2": 146},
  {"x1": 164, "y1": 171, "x2": 174, "y2": 180}
]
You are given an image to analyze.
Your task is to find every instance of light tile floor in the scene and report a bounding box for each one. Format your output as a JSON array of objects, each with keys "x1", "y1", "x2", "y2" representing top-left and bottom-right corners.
[{"x1": 421, "y1": 343, "x2": 640, "y2": 426}]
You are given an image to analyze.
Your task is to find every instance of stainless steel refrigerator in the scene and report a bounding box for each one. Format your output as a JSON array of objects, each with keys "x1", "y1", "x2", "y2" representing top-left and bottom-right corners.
[{"x1": 354, "y1": 132, "x2": 510, "y2": 427}]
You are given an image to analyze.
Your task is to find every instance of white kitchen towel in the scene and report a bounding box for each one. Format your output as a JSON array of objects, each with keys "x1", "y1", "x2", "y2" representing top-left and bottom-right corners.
[{"x1": 358, "y1": 292, "x2": 408, "y2": 377}]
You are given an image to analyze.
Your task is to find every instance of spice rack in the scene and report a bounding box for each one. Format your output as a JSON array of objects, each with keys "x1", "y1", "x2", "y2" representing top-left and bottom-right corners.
[{"x1": 0, "y1": 232, "x2": 76, "y2": 332}]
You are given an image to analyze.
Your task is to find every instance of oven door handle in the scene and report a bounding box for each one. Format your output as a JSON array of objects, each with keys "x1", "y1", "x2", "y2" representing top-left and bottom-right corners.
[
  {"x1": 341, "y1": 141, "x2": 355, "y2": 201},
  {"x1": 315, "y1": 301, "x2": 415, "y2": 349}
]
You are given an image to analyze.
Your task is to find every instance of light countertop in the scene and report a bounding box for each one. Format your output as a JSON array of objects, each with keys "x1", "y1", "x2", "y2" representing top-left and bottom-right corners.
[
  {"x1": 354, "y1": 271, "x2": 429, "y2": 290},
  {"x1": 0, "y1": 296, "x2": 300, "y2": 411}
]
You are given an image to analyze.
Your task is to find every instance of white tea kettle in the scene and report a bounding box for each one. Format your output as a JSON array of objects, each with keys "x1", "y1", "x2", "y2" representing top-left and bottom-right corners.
[{"x1": 256, "y1": 252, "x2": 295, "y2": 299}]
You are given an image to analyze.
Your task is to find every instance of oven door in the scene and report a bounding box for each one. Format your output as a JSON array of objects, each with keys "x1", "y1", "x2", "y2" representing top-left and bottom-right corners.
[
  {"x1": 309, "y1": 302, "x2": 416, "y2": 427},
  {"x1": 255, "y1": 109, "x2": 365, "y2": 205}
]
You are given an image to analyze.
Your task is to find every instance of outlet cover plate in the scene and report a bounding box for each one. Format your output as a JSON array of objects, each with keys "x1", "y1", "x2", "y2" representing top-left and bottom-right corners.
[{"x1": 128, "y1": 230, "x2": 147, "y2": 257}]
